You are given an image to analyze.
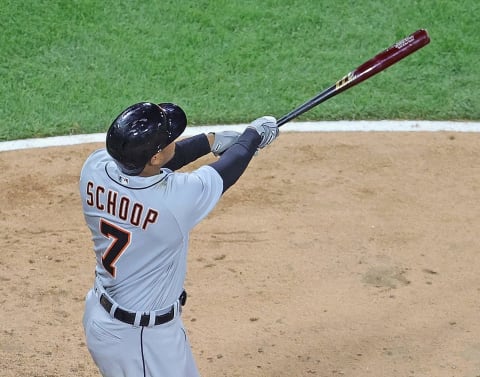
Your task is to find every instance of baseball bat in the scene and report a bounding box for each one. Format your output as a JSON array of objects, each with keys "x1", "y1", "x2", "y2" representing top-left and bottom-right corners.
[{"x1": 277, "y1": 29, "x2": 430, "y2": 127}]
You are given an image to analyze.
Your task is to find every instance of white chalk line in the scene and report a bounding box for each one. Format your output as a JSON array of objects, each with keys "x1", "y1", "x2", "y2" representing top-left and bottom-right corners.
[{"x1": 1, "y1": 120, "x2": 480, "y2": 152}]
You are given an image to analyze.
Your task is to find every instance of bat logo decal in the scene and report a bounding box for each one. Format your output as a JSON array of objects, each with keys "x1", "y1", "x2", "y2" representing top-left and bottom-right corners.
[
  {"x1": 335, "y1": 71, "x2": 356, "y2": 89},
  {"x1": 394, "y1": 35, "x2": 415, "y2": 49}
]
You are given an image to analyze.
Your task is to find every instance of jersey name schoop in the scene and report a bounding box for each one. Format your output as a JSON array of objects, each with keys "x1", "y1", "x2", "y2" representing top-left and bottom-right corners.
[{"x1": 85, "y1": 181, "x2": 159, "y2": 230}]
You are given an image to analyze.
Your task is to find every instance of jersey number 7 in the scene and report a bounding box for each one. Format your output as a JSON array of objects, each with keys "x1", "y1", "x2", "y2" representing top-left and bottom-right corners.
[{"x1": 100, "y1": 219, "x2": 131, "y2": 277}]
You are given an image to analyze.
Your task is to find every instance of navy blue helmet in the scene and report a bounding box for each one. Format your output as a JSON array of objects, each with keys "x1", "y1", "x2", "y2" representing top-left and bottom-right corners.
[{"x1": 106, "y1": 102, "x2": 187, "y2": 175}]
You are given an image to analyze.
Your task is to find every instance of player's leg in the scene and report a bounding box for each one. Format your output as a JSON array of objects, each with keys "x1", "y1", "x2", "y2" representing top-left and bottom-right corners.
[
  {"x1": 142, "y1": 317, "x2": 200, "y2": 377},
  {"x1": 184, "y1": 327, "x2": 201, "y2": 377},
  {"x1": 83, "y1": 290, "x2": 144, "y2": 377}
]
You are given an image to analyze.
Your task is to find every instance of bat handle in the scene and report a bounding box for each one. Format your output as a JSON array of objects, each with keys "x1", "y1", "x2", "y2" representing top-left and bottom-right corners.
[
  {"x1": 277, "y1": 84, "x2": 337, "y2": 127},
  {"x1": 277, "y1": 115, "x2": 291, "y2": 127},
  {"x1": 277, "y1": 108, "x2": 303, "y2": 127}
]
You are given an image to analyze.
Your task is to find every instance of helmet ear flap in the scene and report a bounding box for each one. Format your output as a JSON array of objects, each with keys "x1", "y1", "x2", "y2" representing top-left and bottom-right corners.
[{"x1": 158, "y1": 103, "x2": 187, "y2": 143}]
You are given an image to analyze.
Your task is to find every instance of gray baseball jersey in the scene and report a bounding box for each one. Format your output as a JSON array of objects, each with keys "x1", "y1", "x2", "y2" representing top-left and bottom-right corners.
[{"x1": 79, "y1": 148, "x2": 223, "y2": 311}]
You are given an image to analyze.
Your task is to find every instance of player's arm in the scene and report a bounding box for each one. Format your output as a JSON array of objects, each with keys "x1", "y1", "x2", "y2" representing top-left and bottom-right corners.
[
  {"x1": 163, "y1": 131, "x2": 242, "y2": 171},
  {"x1": 163, "y1": 134, "x2": 211, "y2": 171},
  {"x1": 209, "y1": 116, "x2": 278, "y2": 193}
]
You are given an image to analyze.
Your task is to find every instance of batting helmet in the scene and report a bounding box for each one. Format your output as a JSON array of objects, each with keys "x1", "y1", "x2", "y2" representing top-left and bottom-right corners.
[{"x1": 106, "y1": 102, "x2": 187, "y2": 175}]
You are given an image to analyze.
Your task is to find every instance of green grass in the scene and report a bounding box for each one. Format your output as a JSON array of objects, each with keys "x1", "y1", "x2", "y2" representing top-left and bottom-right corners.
[{"x1": 1, "y1": 0, "x2": 479, "y2": 141}]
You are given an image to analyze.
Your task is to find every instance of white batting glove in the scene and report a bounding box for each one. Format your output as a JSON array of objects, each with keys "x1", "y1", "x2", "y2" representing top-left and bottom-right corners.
[
  {"x1": 248, "y1": 116, "x2": 279, "y2": 149},
  {"x1": 210, "y1": 130, "x2": 242, "y2": 156}
]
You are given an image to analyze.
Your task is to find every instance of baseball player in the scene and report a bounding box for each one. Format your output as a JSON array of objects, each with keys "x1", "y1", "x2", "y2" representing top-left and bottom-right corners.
[{"x1": 79, "y1": 101, "x2": 279, "y2": 377}]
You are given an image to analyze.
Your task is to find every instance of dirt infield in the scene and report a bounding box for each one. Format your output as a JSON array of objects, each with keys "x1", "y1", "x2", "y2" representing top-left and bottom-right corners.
[{"x1": 1, "y1": 132, "x2": 479, "y2": 377}]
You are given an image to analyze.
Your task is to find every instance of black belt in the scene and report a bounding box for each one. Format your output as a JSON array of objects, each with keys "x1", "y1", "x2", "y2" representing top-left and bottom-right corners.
[{"x1": 99, "y1": 290, "x2": 187, "y2": 327}]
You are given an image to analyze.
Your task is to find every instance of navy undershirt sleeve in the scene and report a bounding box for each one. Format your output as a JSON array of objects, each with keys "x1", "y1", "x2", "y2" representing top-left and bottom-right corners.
[
  {"x1": 209, "y1": 128, "x2": 261, "y2": 193},
  {"x1": 163, "y1": 133, "x2": 211, "y2": 171}
]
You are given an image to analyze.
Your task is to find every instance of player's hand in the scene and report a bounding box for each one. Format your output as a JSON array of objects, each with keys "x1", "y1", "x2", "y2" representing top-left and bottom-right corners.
[
  {"x1": 210, "y1": 130, "x2": 242, "y2": 156},
  {"x1": 248, "y1": 116, "x2": 279, "y2": 149}
]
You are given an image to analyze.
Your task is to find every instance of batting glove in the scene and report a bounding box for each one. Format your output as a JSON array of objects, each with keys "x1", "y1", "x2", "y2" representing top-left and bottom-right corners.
[
  {"x1": 210, "y1": 130, "x2": 242, "y2": 156},
  {"x1": 248, "y1": 116, "x2": 279, "y2": 149}
]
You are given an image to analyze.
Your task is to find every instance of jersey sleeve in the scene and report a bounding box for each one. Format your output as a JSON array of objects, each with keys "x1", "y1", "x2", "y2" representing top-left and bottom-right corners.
[{"x1": 166, "y1": 165, "x2": 223, "y2": 231}]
